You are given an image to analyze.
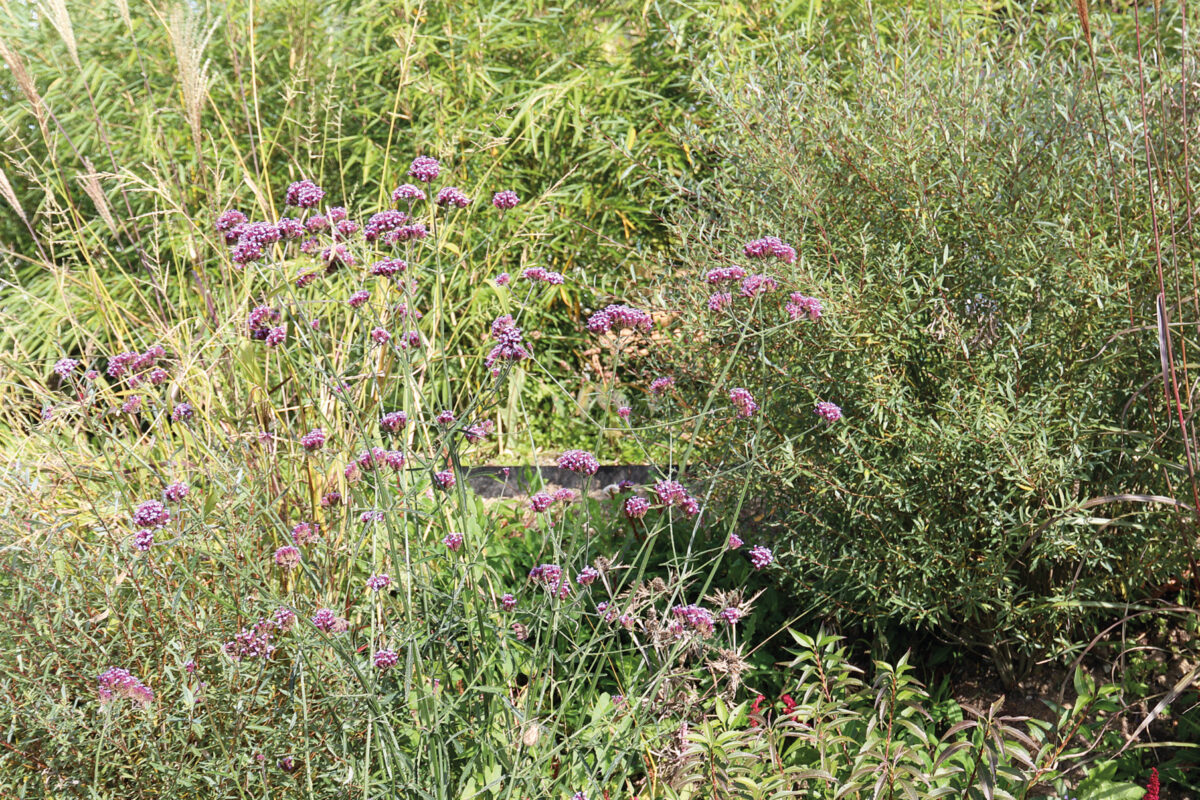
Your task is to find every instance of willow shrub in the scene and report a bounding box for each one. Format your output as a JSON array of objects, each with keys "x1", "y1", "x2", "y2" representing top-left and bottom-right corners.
[{"x1": 651, "y1": 10, "x2": 1195, "y2": 682}]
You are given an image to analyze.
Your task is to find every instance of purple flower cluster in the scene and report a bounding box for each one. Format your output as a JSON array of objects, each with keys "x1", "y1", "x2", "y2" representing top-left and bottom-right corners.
[
  {"x1": 224, "y1": 617, "x2": 282, "y2": 661},
  {"x1": 815, "y1": 401, "x2": 842, "y2": 422},
  {"x1": 312, "y1": 608, "x2": 348, "y2": 634},
  {"x1": 133, "y1": 500, "x2": 170, "y2": 529},
  {"x1": 492, "y1": 190, "x2": 519, "y2": 210},
  {"x1": 132, "y1": 529, "x2": 154, "y2": 551},
  {"x1": 285, "y1": 179, "x2": 326, "y2": 208},
  {"x1": 557, "y1": 449, "x2": 599, "y2": 476},
  {"x1": 300, "y1": 428, "x2": 326, "y2": 451},
  {"x1": 247, "y1": 305, "x2": 280, "y2": 340},
  {"x1": 705, "y1": 266, "x2": 747, "y2": 284},
  {"x1": 501, "y1": 593, "x2": 516, "y2": 611},
  {"x1": 529, "y1": 563, "x2": 572, "y2": 599},
  {"x1": 707, "y1": 292, "x2": 733, "y2": 313},
  {"x1": 652, "y1": 480, "x2": 700, "y2": 516},
  {"x1": 348, "y1": 290, "x2": 371, "y2": 309},
  {"x1": 522, "y1": 267, "x2": 565, "y2": 285},
  {"x1": 729, "y1": 388, "x2": 758, "y2": 419},
  {"x1": 739, "y1": 273, "x2": 779, "y2": 298},
  {"x1": 369, "y1": 257, "x2": 407, "y2": 276},
  {"x1": 366, "y1": 574, "x2": 391, "y2": 591},
  {"x1": 374, "y1": 649, "x2": 399, "y2": 670},
  {"x1": 408, "y1": 156, "x2": 441, "y2": 183},
  {"x1": 748, "y1": 545, "x2": 774, "y2": 570},
  {"x1": 433, "y1": 470, "x2": 456, "y2": 490},
  {"x1": 649, "y1": 376, "x2": 675, "y2": 395},
  {"x1": 107, "y1": 346, "x2": 166, "y2": 385},
  {"x1": 291, "y1": 522, "x2": 321, "y2": 545},
  {"x1": 744, "y1": 236, "x2": 797, "y2": 263},
  {"x1": 53, "y1": 357, "x2": 79, "y2": 377},
  {"x1": 171, "y1": 403, "x2": 194, "y2": 422},
  {"x1": 274, "y1": 545, "x2": 301, "y2": 570},
  {"x1": 435, "y1": 187, "x2": 470, "y2": 208},
  {"x1": 671, "y1": 604, "x2": 716, "y2": 637},
  {"x1": 576, "y1": 567, "x2": 600, "y2": 586},
  {"x1": 98, "y1": 667, "x2": 154, "y2": 705},
  {"x1": 392, "y1": 183, "x2": 426, "y2": 203},
  {"x1": 528, "y1": 492, "x2": 555, "y2": 513},
  {"x1": 442, "y1": 531, "x2": 464, "y2": 552},
  {"x1": 363, "y1": 211, "x2": 409, "y2": 242},
  {"x1": 164, "y1": 481, "x2": 189, "y2": 502},
  {"x1": 786, "y1": 292, "x2": 823, "y2": 321},
  {"x1": 485, "y1": 315, "x2": 531, "y2": 372},
  {"x1": 381, "y1": 411, "x2": 408, "y2": 433},
  {"x1": 587, "y1": 304, "x2": 653, "y2": 334},
  {"x1": 624, "y1": 496, "x2": 650, "y2": 519}
]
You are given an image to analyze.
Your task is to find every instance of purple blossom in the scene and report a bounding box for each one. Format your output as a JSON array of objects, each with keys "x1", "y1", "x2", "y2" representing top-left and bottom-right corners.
[
  {"x1": 133, "y1": 500, "x2": 170, "y2": 529},
  {"x1": 311, "y1": 608, "x2": 346, "y2": 633},
  {"x1": 276, "y1": 217, "x2": 304, "y2": 240},
  {"x1": 501, "y1": 593, "x2": 516, "y2": 611},
  {"x1": 495, "y1": 272, "x2": 510, "y2": 286},
  {"x1": 374, "y1": 649, "x2": 399, "y2": 670},
  {"x1": 224, "y1": 619, "x2": 277, "y2": 660},
  {"x1": 305, "y1": 215, "x2": 329, "y2": 233},
  {"x1": 408, "y1": 156, "x2": 441, "y2": 183},
  {"x1": 348, "y1": 290, "x2": 371, "y2": 309},
  {"x1": 649, "y1": 376, "x2": 675, "y2": 395},
  {"x1": 321, "y1": 491, "x2": 342, "y2": 507},
  {"x1": 740, "y1": 273, "x2": 779, "y2": 298},
  {"x1": 707, "y1": 292, "x2": 733, "y2": 312},
  {"x1": 369, "y1": 257, "x2": 407, "y2": 277},
  {"x1": 132, "y1": 529, "x2": 154, "y2": 551},
  {"x1": 265, "y1": 326, "x2": 287, "y2": 347},
  {"x1": 392, "y1": 183, "x2": 426, "y2": 203},
  {"x1": 744, "y1": 236, "x2": 797, "y2": 263},
  {"x1": 624, "y1": 496, "x2": 650, "y2": 519},
  {"x1": 300, "y1": 429, "x2": 326, "y2": 451},
  {"x1": 557, "y1": 449, "x2": 599, "y2": 476},
  {"x1": 435, "y1": 410, "x2": 455, "y2": 425},
  {"x1": 433, "y1": 470, "x2": 456, "y2": 490},
  {"x1": 371, "y1": 327, "x2": 391, "y2": 345},
  {"x1": 815, "y1": 401, "x2": 842, "y2": 422},
  {"x1": 322, "y1": 244, "x2": 354, "y2": 270},
  {"x1": 672, "y1": 604, "x2": 716, "y2": 636},
  {"x1": 274, "y1": 545, "x2": 301, "y2": 570},
  {"x1": 172, "y1": 403, "x2": 194, "y2": 422},
  {"x1": 164, "y1": 481, "x2": 189, "y2": 502},
  {"x1": 485, "y1": 315, "x2": 531, "y2": 370},
  {"x1": 786, "y1": 292, "x2": 823, "y2": 321},
  {"x1": 273, "y1": 607, "x2": 297, "y2": 631},
  {"x1": 327, "y1": 206, "x2": 348, "y2": 223},
  {"x1": 705, "y1": 266, "x2": 748, "y2": 284},
  {"x1": 529, "y1": 492, "x2": 555, "y2": 513},
  {"x1": 492, "y1": 190, "x2": 520, "y2": 210},
  {"x1": 521, "y1": 266, "x2": 565, "y2": 285},
  {"x1": 748, "y1": 545, "x2": 774, "y2": 570},
  {"x1": 435, "y1": 186, "x2": 470, "y2": 208},
  {"x1": 464, "y1": 420, "x2": 494, "y2": 443},
  {"x1": 617, "y1": 406, "x2": 632, "y2": 419},
  {"x1": 381, "y1": 411, "x2": 408, "y2": 433},
  {"x1": 719, "y1": 607, "x2": 745, "y2": 625},
  {"x1": 363, "y1": 211, "x2": 408, "y2": 242},
  {"x1": 587, "y1": 304, "x2": 653, "y2": 334},
  {"x1": 443, "y1": 531, "x2": 464, "y2": 552},
  {"x1": 285, "y1": 180, "x2": 326, "y2": 209},
  {"x1": 367, "y1": 574, "x2": 391, "y2": 591},
  {"x1": 121, "y1": 395, "x2": 142, "y2": 414},
  {"x1": 291, "y1": 522, "x2": 321, "y2": 545},
  {"x1": 728, "y1": 533, "x2": 744, "y2": 549},
  {"x1": 576, "y1": 567, "x2": 600, "y2": 586},
  {"x1": 53, "y1": 358, "x2": 79, "y2": 377},
  {"x1": 98, "y1": 667, "x2": 154, "y2": 706},
  {"x1": 729, "y1": 387, "x2": 758, "y2": 419},
  {"x1": 216, "y1": 209, "x2": 247, "y2": 242},
  {"x1": 553, "y1": 488, "x2": 578, "y2": 503}
]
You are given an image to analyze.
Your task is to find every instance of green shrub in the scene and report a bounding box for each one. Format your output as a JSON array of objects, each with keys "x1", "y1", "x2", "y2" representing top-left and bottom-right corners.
[{"x1": 653, "y1": 9, "x2": 1195, "y2": 680}]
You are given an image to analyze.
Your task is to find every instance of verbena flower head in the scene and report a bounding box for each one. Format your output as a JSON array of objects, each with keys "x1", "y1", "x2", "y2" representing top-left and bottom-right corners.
[
  {"x1": 740, "y1": 273, "x2": 779, "y2": 298},
  {"x1": 121, "y1": 395, "x2": 143, "y2": 415},
  {"x1": 265, "y1": 326, "x2": 286, "y2": 347},
  {"x1": 501, "y1": 593, "x2": 516, "y2": 611},
  {"x1": 370, "y1": 327, "x2": 391, "y2": 345},
  {"x1": 729, "y1": 387, "x2": 758, "y2": 419},
  {"x1": 366, "y1": 574, "x2": 391, "y2": 591},
  {"x1": 215, "y1": 209, "x2": 247, "y2": 242},
  {"x1": 485, "y1": 315, "x2": 531, "y2": 370},
  {"x1": 557, "y1": 449, "x2": 599, "y2": 475},
  {"x1": 672, "y1": 604, "x2": 716, "y2": 636},
  {"x1": 164, "y1": 481, "x2": 189, "y2": 502},
  {"x1": 553, "y1": 488, "x2": 577, "y2": 504},
  {"x1": 705, "y1": 265, "x2": 747, "y2": 284},
  {"x1": 728, "y1": 533, "x2": 744, "y2": 549},
  {"x1": 521, "y1": 266, "x2": 565, "y2": 285},
  {"x1": 374, "y1": 649, "x2": 399, "y2": 670},
  {"x1": 495, "y1": 272, "x2": 510, "y2": 286},
  {"x1": 300, "y1": 428, "x2": 326, "y2": 451},
  {"x1": 369, "y1": 257, "x2": 407, "y2": 277},
  {"x1": 274, "y1": 545, "x2": 301, "y2": 570},
  {"x1": 435, "y1": 410, "x2": 455, "y2": 425},
  {"x1": 649, "y1": 376, "x2": 675, "y2": 395},
  {"x1": 285, "y1": 180, "x2": 325, "y2": 208},
  {"x1": 433, "y1": 470, "x2": 456, "y2": 490},
  {"x1": 363, "y1": 211, "x2": 407, "y2": 242},
  {"x1": 311, "y1": 608, "x2": 345, "y2": 633},
  {"x1": 408, "y1": 156, "x2": 441, "y2": 183},
  {"x1": 133, "y1": 500, "x2": 170, "y2": 529},
  {"x1": 392, "y1": 183, "x2": 426, "y2": 203},
  {"x1": 132, "y1": 529, "x2": 154, "y2": 551},
  {"x1": 348, "y1": 290, "x2": 371, "y2": 309},
  {"x1": 749, "y1": 545, "x2": 774, "y2": 570},
  {"x1": 276, "y1": 216, "x2": 304, "y2": 240},
  {"x1": 744, "y1": 236, "x2": 797, "y2": 263},
  {"x1": 381, "y1": 411, "x2": 408, "y2": 433},
  {"x1": 617, "y1": 405, "x2": 632, "y2": 419},
  {"x1": 786, "y1": 292, "x2": 823, "y2": 321},
  {"x1": 492, "y1": 190, "x2": 519, "y2": 210},
  {"x1": 719, "y1": 607, "x2": 745, "y2": 625},
  {"x1": 171, "y1": 403, "x2": 194, "y2": 423},
  {"x1": 53, "y1": 357, "x2": 79, "y2": 377},
  {"x1": 707, "y1": 291, "x2": 733, "y2": 312},
  {"x1": 586, "y1": 304, "x2": 652, "y2": 333},
  {"x1": 435, "y1": 186, "x2": 470, "y2": 208},
  {"x1": 815, "y1": 401, "x2": 842, "y2": 422},
  {"x1": 291, "y1": 522, "x2": 321, "y2": 545},
  {"x1": 576, "y1": 567, "x2": 600, "y2": 586},
  {"x1": 273, "y1": 606, "x2": 297, "y2": 631},
  {"x1": 98, "y1": 667, "x2": 154, "y2": 706},
  {"x1": 529, "y1": 492, "x2": 555, "y2": 513},
  {"x1": 224, "y1": 619, "x2": 277, "y2": 661},
  {"x1": 624, "y1": 496, "x2": 650, "y2": 519},
  {"x1": 443, "y1": 531, "x2": 464, "y2": 551},
  {"x1": 305, "y1": 214, "x2": 329, "y2": 233}
]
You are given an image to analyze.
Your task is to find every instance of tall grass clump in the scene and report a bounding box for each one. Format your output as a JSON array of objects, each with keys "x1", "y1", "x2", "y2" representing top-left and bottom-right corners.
[{"x1": 651, "y1": 7, "x2": 1199, "y2": 682}]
